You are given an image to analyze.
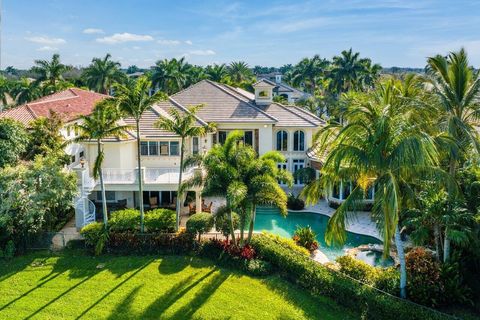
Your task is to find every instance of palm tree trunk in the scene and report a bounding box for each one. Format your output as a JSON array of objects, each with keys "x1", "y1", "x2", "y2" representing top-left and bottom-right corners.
[
  {"x1": 97, "y1": 141, "x2": 108, "y2": 228},
  {"x1": 247, "y1": 204, "x2": 256, "y2": 244},
  {"x1": 228, "y1": 209, "x2": 236, "y2": 246},
  {"x1": 176, "y1": 137, "x2": 185, "y2": 231},
  {"x1": 444, "y1": 158, "x2": 456, "y2": 262},
  {"x1": 136, "y1": 121, "x2": 145, "y2": 233},
  {"x1": 395, "y1": 226, "x2": 407, "y2": 299},
  {"x1": 434, "y1": 223, "x2": 442, "y2": 262}
]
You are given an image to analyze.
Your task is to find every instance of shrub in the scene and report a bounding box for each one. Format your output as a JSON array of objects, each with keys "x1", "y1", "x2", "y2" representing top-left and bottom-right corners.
[
  {"x1": 287, "y1": 193, "x2": 305, "y2": 210},
  {"x1": 80, "y1": 222, "x2": 108, "y2": 255},
  {"x1": 244, "y1": 259, "x2": 273, "y2": 276},
  {"x1": 250, "y1": 233, "x2": 452, "y2": 320},
  {"x1": 261, "y1": 232, "x2": 309, "y2": 256},
  {"x1": 186, "y1": 213, "x2": 214, "y2": 241},
  {"x1": 144, "y1": 208, "x2": 175, "y2": 232},
  {"x1": 214, "y1": 206, "x2": 240, "y2": 239},
  {"x1": 109, "y1": 209, "x2": 140, "y2": 232},
  {"x1": 0, "y1": 240, "x2": 15, "y2": 259},
  {"x1": 406, "y1": 247, "x2": 443, "y2": 307},
  {"x1": 293, "y1": 225, "x2": 318, "y2": 252}
]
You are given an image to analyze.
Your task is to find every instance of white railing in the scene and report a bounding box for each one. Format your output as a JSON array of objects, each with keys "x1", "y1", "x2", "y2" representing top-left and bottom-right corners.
[
  {"x1": 102, "y1": 168, "x2": 137, "y2": 184},
  {"x1": 99, "y1": 167, "x2": 195, "y2": 185}
]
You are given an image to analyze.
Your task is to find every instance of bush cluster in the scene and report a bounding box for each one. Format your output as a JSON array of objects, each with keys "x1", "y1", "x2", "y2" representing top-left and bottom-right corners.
[
  {"x1": 80, "y1": 222, "x2": 108, "y2": 256},
  {"x1": 250, "y1": 233, "x2": 452, "y2": 320},
  {"x1": 287, "y1": 193, "x2": 305, "y2": 210},
  {"x1": 109, "y1": 209, "x2": 140, "y2": 232},
  {"x1": 293, "y1": 226, "x2": 319, "y2": 252},
  {"x1": 144, "y1": 209, "x2": 176, "y2": 232},
  {"x1": 186, "y1": 213, "x2": 214, "y2": 241},
  {"x1": 336, "y1": 255, "x2": 399, "y2": 295}
]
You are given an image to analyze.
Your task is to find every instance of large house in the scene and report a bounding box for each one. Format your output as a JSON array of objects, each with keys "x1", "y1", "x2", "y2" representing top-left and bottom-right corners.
[
  {"x1": 0, "y1": 80, "x2": 326, "y2": 229},
  {"x1": 256, "y1": 72, "x2": 311, "y2": 103}
]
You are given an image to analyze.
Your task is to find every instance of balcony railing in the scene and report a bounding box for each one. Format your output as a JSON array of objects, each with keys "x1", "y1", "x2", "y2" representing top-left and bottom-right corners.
[{"x1": 100, "y1": 167, "x2": 195, "y2": 185}]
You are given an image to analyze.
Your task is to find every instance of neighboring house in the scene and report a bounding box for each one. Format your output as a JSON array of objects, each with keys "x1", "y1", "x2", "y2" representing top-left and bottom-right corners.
[
  {"x1": 256, "y1": 72, "x2": 311, "y2": 103},
  {"x1": 0, "y1": 81, "x2": 326, "y2": 229}
]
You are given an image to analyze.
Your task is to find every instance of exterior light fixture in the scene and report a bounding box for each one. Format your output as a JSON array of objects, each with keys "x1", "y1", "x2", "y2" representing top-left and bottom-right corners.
[{"x1": 80, "y1": 158, "x2": 86, "y2": 168}]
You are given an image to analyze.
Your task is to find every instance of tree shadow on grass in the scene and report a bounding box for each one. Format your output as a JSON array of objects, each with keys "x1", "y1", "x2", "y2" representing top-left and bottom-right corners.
[
  {"x1": 157, "y1": 255, "x2": 190, "y2": 275},
  {"x1": 106, "y1": 285, "x2": 143, "y2": 320}
]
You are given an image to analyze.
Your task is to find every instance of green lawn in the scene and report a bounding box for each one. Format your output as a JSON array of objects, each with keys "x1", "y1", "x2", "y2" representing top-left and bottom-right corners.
[{"x1": 0, "y1": 251, "x2": 355, "y2": 319}]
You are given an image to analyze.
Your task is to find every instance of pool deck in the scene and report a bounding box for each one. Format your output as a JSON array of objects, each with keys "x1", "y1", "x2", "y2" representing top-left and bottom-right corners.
[{"x1": 195, "y1": 196, "x2": 382, "y2": 241}]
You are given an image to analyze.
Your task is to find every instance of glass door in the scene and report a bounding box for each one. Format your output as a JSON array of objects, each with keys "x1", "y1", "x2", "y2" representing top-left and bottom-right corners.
[{"x1": 292, "y1": 159, "x2": 305, "y2": 185}]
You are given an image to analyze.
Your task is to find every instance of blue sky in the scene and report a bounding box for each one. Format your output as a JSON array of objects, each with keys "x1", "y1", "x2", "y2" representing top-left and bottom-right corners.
[{"x1": 3, "y1": 0, "x2": 480, "y2": 69}]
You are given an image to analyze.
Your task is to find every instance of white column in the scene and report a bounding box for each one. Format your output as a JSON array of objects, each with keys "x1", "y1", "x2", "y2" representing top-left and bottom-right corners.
[{"x1": 195, "y1": 190, "x2": 202, "y2": 214}]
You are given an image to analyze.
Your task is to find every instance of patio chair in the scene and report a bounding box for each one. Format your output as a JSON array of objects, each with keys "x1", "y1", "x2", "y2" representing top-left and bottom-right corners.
[
  {"x1": 150, "y1": 197, "x2": 159, "y2": 209},
  {"x1": 188, "y1": 203, "x2": 196, "y2": 215},
  {"x1": 203, "y1": 201, "x2": 213, "y2": 213}
]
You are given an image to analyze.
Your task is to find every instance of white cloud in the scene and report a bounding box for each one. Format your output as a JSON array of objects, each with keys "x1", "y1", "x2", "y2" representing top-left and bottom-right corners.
[
  {"x1": 157, "y1": 39, "x2": 181, "y2": 45},
  {"x1": 188, "y1": 49, "x2": 216, "y2": 56},
  {"x1": 83, "y1": 28, "x2": 104, "y2": 34},
  {"x1": 36, "y1": 46, "x2": 58, "y2": 51},
  {"x1": 96, "y1": 33, "x2": 154, "y2": 44},
  {"x1": 185, "y1": 40, "x2": 193, "y2": 45},
  {"x1": 132, "y1": 46, "x2": 141, "y2": 50},
  {"x1": 25, "y1": 36, "x2": 66, "y2": 45},
  {"x1": 267, "y1": 17, "x2": 331, "y2": 33}
]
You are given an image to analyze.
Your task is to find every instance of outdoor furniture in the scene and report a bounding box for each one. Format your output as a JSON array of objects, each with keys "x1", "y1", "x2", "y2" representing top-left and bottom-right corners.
[
  {"x1": 188, "y1": 203, "x2": 196, "y2": 215},
  {"x1": 203, "y1": 201, "x2": 213, "y2": 213},
  {"x1": 149, "y1": 197, "x2": 159, "y2": 209}
]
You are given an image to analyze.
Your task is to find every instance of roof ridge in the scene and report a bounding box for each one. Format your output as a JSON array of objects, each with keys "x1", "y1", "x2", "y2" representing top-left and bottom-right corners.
[
  {"x1": 291, "y1": 106, "x2": 325, "y2": 123},
  {"x1": 206, "y1": 80, "x2": 278, "y2": 123},
  {"x1": 272, "y1": 102, "x2": 318, "y2": 126},
  {"x1": 168, "y1": 97, "x2": 209, "y2": 126},
  {"x1": 171, "y1": 79, "x2": 209, "y2": 99},
  {"x1": 26, "y1": 91, "x2": 79, "y2": 106},
  {"x1": 25, "y1": 104, "x2": 38, "y2": 119}
]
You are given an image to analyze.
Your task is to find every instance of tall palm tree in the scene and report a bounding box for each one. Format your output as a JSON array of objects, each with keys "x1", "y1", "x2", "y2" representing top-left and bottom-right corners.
[
  {"x1": 329, "y1": 48, "x2": 368, "y2": 94},
  {"x1": 11, "y1": 78, "x2": 42, "y2": 105},
  {"x1": 227, "y1": 61, "x2": 253, "y2": 86},
  {"x1": 73, "y1": 101, "x2": 130, "y2": 227},
  {"x1": 31, "y1": 54, "x2": 71, "y2": 87},
  {"x1": 205, "y1": 64, "x2": 228, "y2": 82},
  {"x1": 155, "y1": 105, "x2": 215, "y2": 230},
  {"x1": 82, "y1": 54, "x2": 126, "y2": 94},
  {"x1": 302, "y1": 79, "x2": 445, "y2": 298},
  {"x1": 426, "y1": 48, "x2": 480, "y2": 262},
  {"x1": 0, "y1": 77, "x2": 12, "y2": 111},
  {"x1": 114, "y1": 76, "x2": 167, "y2": 232},
  {"x1": 290, "y1": 55, "x2": 329, "y2": 94},
  {"x1": 151, "y1": 57, "x2": 191, "y2": 94}
]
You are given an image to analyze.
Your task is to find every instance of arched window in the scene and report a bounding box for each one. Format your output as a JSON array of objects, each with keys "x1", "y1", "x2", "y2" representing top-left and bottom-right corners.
[
  {"x1": 276, "y1": 130, "x2": 288, "y2": 151},
  {"x1": 293, "y1": 130, "x2": 305, "y2": 151}
]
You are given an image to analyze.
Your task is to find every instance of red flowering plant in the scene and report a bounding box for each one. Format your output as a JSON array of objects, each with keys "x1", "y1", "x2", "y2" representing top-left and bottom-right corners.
[{"x1": 293, "y1": 225, "x2": 319, "y2": 253}]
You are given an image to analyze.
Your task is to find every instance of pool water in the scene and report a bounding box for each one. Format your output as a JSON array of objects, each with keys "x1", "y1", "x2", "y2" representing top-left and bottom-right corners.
[
  {"x1": 355, "y1": 250, "x2": 394, "y2": 267},
  {"x1": 254, "y1": 206, "x2": 385, "y2": 262}
]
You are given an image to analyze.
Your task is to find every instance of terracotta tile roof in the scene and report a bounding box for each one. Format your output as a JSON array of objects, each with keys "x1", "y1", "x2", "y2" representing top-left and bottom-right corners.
[
  {"x1": 0, "y1": 88, "x2": 109, "y2": 126},
  {"x1": 172, "y1": 80, "x2": 277, "y2": 123}
]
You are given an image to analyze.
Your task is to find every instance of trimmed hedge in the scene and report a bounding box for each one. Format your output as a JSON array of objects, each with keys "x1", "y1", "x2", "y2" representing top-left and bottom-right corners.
[
  {"x1": 109, "y1": 209, "x2": 140, "y2": 232},
  {"x1": 186, "y1": 213, "x2": 214, "y2": 241},
  {"x1": 250, "y1": 233, "x2": 454, "y2": 320},
  {"x1": 144, "y1": 209, "x2": 176, "y2": 232},
  {"x1": 107, "y1": 230, "x2": 194, "y2": 254}
]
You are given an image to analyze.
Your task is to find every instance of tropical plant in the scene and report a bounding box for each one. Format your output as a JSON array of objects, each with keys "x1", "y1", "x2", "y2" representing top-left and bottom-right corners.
[
  {"x1": 10, "y1": 78, "x2": 42, "y2": 105},
  {"x1": 227, "y1": 61, "x2": 253, "y2": 86},
  {"x1": 290, "y1": 55, "x2": 329, "y2": 94},
  {"x1": 31, "y1": 54, "x2": 71, "y2": 88},
  {"x1": 155, "y1": 104, "x2": 215, "y2": 231},
  {"x1": 80, "y1": 222, "x2": 108, "y2": 256},
  {"x1": 214, "y1": 206, "x2": 240, "y2": 240},
  {"x1": 205, "y1": 64, "x2": 228, "y2": 82},
  {"x1": 150, "y1": 57, "x2": 192, "y2": 94},
  {"x1": 0, "y1": 76, "x2": 12, "y2": 110},
  {"x1": 113, "y1": 76, "x2": 167, "y2": 232},
  {"x1": 109, "y1": 208, "x2": 141, "y2": 232},
  {"x1": 186, "y1": 212, "x2": 214, "y2": 241},
  {"x1": 25, "y1": 111, "x2": 67, "y2": 161},
  {"x1": 301, "y1": 78, "x2": 447, "y2": 298},
  {"x1": 144, "y1": 208, "x2": 176, "y2": 232},
  {"x1": 73, "y1": 101, "x2": 130, "y2": 227},
  {"x1": 82, "y1": 54, "x2": 126, "y2": 94},
  {"x1": 293, "y1": 225, "x2": 318, "y2": 252},
  {"x1": 425, "y1": 48, "x2": 480, "y2": 262},
  {"x1": 0, "y1": 118, "x2": 29, "y2": 168}
]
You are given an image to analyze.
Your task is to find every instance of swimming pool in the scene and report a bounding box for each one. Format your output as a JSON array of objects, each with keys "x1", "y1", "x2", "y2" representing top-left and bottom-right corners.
[{"x1": 254, "y1": 206, "x2": 384, "y2": 262}]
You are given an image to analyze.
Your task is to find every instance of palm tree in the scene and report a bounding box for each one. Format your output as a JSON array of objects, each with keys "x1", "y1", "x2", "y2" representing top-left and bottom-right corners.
[
  {"x1": 113, "y1": 76, "x2": 168, "y2": 232},
  {"x1": 205, "y1": 64, "x2": 228, "y2": 82},
  {"x1": 302, "y1": 79, "x2": 445, "y2": 298},
  {"x1": 11, "y1": 78, "x2": 42, "y2": 105},
  {"x1": 329, "y1": 49, "x2": 368, "y2": 94},
  {"x1": 73, "y1": 101, "x2": 130, "y2": 227},
  {"x1": 426, "y1": 48, "x2": 480, "y2": 262},
  {"x1": 290, "y1": 55, "x2": 329, "y2": 94},
  {"x1": 0, "y1": 77, "x2": 11, "y2": 111},
  {"x1": 155, "y1": 105, "x2": 215, "y2": 231},
  {"x1": 82, "y1": 54, "x2": 126, "y2": 94},
  {"x1": 31, "y1": 54, "x2": 71, "y2": 87},
  {"x1": 227, "y1": 61, "x2": 253, "y2": 86},
  {"x1": 151, "y1": 57, "x2": 191, "y2": 94},
  {"x1": 359, "y1": 58, "x2": 382, "y2": 90}
]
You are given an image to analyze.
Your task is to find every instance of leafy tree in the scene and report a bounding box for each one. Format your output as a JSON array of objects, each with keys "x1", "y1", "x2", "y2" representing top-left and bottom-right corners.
[
  {"x1": 73, "y1": 101, "x2": 130, "y2": 227},
  {"x1": 82, "y1": 54, "x2": 126, "y2": 94},
  {"x1": 205, "y1": 64, "x2": 228, "y2": 82},
  {"x1": 151, "y1": 57, "x2": 192, "y2": 94},
  {"x1": 126, "y1": 65, "x2": 141, "y2": 74},
  {"x1": 25, "y1": 111, "x2": 67, "y2": 161},
  {"x1": 156, "y1": 105, "x2": 215, "y2": 230},
  {"x1": 227, "y1": 61, "x2": 253, "y2": 86},
  {"x1": 0, "y1": 118, "x2": 29, "y2": 168},
  {"x1": 301, "y1": 79, "x2": 447, "y2": 298},
  {"x1": 426, "y1": 48, "x2": 480, "y2": 261},
  {"x1": 290, "y1": 55, "x2": 329, "y2": 94},
  {"x1": 114, "y1": 76, "x2": 167, "y2": 232},
  {"x1": 31, "y1": 54, "x2": 72, "y2": 88},
  {"x1": 0, "y1": 76, "x2": 12, "y2": 110},
  {"x1": 11, "y1": 78, "x2": 42, "y2": 105}
]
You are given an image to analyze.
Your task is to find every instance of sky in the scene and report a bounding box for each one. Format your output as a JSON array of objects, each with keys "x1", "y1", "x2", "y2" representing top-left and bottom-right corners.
[{"x1": 2, "y1": 0, "x2": 480, "y2": 69}]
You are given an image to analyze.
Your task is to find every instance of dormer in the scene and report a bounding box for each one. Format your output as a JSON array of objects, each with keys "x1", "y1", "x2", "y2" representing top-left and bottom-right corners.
[{"x1": 253, "y1": 78, "x2": 276, "y2": 105}]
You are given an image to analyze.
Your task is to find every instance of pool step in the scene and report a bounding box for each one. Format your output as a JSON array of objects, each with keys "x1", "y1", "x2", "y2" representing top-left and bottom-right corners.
[{"x1": 256, "y1": 206, "x2": 280, "y2": 215}]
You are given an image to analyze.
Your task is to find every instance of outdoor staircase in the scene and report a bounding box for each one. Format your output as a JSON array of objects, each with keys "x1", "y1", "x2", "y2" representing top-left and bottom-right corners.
[{"x1": 74, "y1": 164, "x2": 97, "y2": 229}]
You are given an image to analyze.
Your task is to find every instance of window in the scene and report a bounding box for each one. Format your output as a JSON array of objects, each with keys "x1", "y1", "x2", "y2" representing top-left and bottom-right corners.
[
  {"x1": 259, "y1": 90, "x2": 269, "y2": 97},
  {"x1": 277, "y1": 162, "x2": 288, "y2": 184},
  {"x1": 293, "y1": 130, "x2": 305, "y2": 151},
  {"x1": 97, "y1": 191, "x2": 116, "y2": 201},
  {"x1": 159, "y1": 142, "x2": 169, "y2": 155},
  {"x1": 70, "y1": 155, "x2": 76, "y2": 164},
  {"x1": 192, "y1": 137, "x2": 199, "y2": 155},
  {"x1": 67, "y1": 127, "x2": 71, "y2": 137},
  {"x1": 276, "y1": 131, "x2": 288, "y2": 151},
  {"x1": 243, "y1": 131, "x2": 253, "y2": 146},
  {"x1": 140, "y1": 141, "x2": 149, "y2": 155},
  {"x1": 218, "y1": 131, "x2": 227, "y2": 145},
  {"x1": 149, "y1": 141, "x2": 159, "y2": 156},
  {"x1": 170, "y1": 141, "x2": 179, "y2": 156},
  {"x1": 79, "y1": 151, "x2": 84, "y2": 158}
]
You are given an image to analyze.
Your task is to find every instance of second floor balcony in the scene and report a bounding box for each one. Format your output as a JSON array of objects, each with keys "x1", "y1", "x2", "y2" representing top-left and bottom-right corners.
[{"x1": 100, "y1": 167, "x2": 195, "y2": 185}]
